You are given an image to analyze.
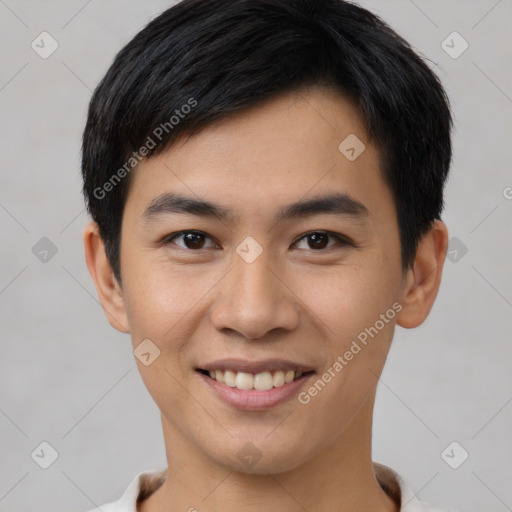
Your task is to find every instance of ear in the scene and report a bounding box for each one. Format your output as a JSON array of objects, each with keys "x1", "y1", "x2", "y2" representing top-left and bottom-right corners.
[
  {"x1": 396, "y1": 220, "x2": 449, "y2": 329},
  {"x1": 83, "y1": 221, "x2": 130, "y2": 333}
]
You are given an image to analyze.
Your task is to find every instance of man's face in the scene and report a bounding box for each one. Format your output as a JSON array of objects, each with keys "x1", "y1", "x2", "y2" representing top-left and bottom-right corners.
[{"x1": 118, "y1": 86, "x2": 406, "y2": 473}]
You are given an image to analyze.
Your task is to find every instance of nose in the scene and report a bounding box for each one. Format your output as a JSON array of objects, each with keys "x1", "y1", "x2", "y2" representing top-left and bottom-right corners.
[{"x1": 210, "y1": 247, "x2": 301, "y2": 340}]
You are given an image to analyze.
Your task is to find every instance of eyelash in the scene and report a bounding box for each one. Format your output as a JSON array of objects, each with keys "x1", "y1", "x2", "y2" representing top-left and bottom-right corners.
[{"x1": 162, "y1": 230, "x2": 354, "y2": 252}]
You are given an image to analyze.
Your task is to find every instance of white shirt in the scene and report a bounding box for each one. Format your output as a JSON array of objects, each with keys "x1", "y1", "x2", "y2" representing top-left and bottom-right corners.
[{"x1": 85, "y1": 466, "x2": 456, "y2": 512}]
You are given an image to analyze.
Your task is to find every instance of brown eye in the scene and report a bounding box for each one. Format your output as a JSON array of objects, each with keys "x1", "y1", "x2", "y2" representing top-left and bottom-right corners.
[
  {"x1": 182, "y1": 232, "x2": 206, "y2": 249},
  {"x1": 306, "y1": 232, "x2": 329, "y2": 249},
  {"x1": 165, "y1": 231, "x2": 218, "y2": 250},
  {"x1": 293, "y1": 231, "x2": 351, "y2": 251}
]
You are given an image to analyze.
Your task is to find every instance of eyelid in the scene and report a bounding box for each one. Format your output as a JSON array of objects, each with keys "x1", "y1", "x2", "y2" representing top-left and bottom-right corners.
[
  {"x1": 292, "y1": 231, "x2": 354, "y2": 250},
  {"x1": 162, "y1": 230, "x2": 354, "y2": 251},
  {"x1": 162, "y1": 230, "x2": 220, "y2": 249}
]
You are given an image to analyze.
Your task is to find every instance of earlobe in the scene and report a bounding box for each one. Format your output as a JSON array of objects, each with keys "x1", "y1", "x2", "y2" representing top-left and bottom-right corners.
[
  {"x1": 83, "y1": 221, "x2": 130, "y2": 333},
  {"x1": 396, "y1": 220, "x2": 449, "y2": 329}
]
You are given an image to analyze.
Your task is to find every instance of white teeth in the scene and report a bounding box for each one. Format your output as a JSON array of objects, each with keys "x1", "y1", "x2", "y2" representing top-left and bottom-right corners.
[
  {"x1": 253, "y1": 371, "x2": 273, "y2": 391},
  {"x1": 235, "y1": 372, "x2": 254, "y2": 390},
  {"x1": 223, "y1": 370, "x2": 236, "y2": 387},
  {"x1": 273, "y1": 370, "x2": 285, "y2": 387},
  {"x1": 215, "y1": 370, "x2": 225, "y2": 384},
  {"x1": 206, "y1": 369, "x2": 305, "y2": 390}
]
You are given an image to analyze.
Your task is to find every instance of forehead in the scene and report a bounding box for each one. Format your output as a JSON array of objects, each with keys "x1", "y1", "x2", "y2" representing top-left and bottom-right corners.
[{"x1": 123, "y1": 86, "x2": 391, "y2": 224}]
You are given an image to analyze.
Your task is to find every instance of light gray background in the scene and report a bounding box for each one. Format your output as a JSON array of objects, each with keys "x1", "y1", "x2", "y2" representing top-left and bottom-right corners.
[{"x1": 1, "y1": 0, "x2": 511, "y2": 510}]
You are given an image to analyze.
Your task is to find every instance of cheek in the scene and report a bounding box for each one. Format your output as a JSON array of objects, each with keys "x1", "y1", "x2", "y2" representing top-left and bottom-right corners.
[
  {"x1": 298, "y1": 317, "x2": 394, "y2": 433},
  {"x1": 121, "y1": 261, "x2": 199, "y2": 410},
  {"x1": 121, "y1": 251, "x2": 230, "y2": 363},
  {"x1": 121, "y1": 245, "x2": 186, "y2": 317},
  {"x1": 120, "y1": 253, "x2": 190, "y2": 349},
  {"x1": 291, "y1": 263, "x2": 397, "y2": 343},
  {"x1": 291, "y1": 263, "x2": 397, "y2": 400}
]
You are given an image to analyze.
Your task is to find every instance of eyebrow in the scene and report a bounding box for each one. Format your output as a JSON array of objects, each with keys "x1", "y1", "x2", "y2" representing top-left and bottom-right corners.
[{"x1": 141, "y1": 191, "x2": 369, "y2": 224}]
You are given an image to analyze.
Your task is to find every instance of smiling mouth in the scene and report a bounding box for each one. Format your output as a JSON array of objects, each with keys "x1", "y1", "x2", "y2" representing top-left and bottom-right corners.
[{"x1": 197, "y1": 369, "x2": 313, "y2": 391}]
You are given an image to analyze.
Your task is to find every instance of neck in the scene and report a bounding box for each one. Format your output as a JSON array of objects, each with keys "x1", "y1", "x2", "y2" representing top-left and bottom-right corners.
[{"x1": 139, "y1": 394, "x2": 398, "y2": 512}]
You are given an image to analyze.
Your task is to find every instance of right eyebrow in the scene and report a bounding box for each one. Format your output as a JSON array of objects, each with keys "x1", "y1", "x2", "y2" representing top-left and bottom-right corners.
[{"x1": 142, "y1": 192, "x2": 234, "y2": 223}]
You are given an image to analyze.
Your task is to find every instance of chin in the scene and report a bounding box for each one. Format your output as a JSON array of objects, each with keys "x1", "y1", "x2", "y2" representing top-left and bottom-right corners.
[{"x1": 207, "y1": 435, "x2": 315, "y2": 476}]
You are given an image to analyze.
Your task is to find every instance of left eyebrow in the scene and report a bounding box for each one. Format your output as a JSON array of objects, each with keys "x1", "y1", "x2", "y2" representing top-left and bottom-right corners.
[
  {"x1": 141, "y1": 191, "x2": 369, "y2": 224},
  {"x1": 275, "y1": 192, "x2": 369, "y2": 222}
]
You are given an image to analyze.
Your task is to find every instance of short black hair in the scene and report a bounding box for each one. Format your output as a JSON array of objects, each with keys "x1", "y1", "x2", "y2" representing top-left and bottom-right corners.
[{"x1": 82, "y1": 0, "x2": 452, "y2": 283}]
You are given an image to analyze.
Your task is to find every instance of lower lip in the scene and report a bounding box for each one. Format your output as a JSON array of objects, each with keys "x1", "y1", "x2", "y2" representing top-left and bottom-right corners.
[{"x1": 197, "y1": 371, "x2": 313, "y2": 411}]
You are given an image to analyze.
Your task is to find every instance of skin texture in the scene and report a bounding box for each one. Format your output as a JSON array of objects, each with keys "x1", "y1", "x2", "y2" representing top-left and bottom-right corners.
[{"x1": 84, "y1": 86, "x2": 448, "y2": 512}]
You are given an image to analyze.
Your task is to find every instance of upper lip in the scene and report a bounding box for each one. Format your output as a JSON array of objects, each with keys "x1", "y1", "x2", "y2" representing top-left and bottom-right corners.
[{"x1": 197, "y1": 358, "x2": 315, "y2": 374}]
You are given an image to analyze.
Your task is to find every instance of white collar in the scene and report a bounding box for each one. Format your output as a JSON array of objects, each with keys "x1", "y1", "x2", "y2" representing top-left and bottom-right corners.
[{"x1": 87, "y1": 466, "x2": 454, "y2": 512}]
